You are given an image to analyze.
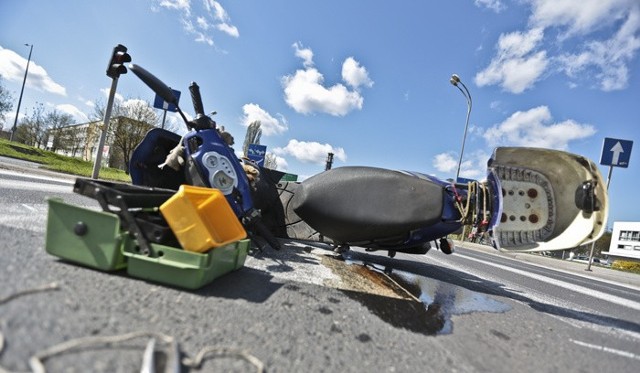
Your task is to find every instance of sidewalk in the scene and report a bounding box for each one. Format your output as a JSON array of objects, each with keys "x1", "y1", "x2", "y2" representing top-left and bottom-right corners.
[{"x1": 456, "y1": 240, "x2": 640, "y2": 290}]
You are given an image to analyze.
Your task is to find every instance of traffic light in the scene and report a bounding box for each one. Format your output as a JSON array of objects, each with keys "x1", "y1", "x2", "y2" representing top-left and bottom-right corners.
[{"x1": 106, "y1": 44, "x2": 131, "y2": 79}]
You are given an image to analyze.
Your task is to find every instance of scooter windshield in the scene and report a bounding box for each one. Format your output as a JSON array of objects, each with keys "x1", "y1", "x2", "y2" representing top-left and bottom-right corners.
[{"x1": 486, "y1": 147, "x2": 608, "y2": 252}]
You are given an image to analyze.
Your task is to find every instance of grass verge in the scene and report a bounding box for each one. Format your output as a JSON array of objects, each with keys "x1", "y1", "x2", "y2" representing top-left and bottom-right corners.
[{"x1": 0, "y1": 138, "x2": 130, "y2": 182}]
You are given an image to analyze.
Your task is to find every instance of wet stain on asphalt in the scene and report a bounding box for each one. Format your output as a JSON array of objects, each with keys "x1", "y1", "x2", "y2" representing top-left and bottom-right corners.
[{"x1": 321, "y1": 255, "x2": 511, "y2": 336}]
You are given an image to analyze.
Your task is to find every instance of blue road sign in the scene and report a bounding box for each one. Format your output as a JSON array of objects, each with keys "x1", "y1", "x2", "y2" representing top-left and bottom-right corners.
[
  {"x1": 600, "y1": 137, "x2": 633, "y2": 168},
  {"x1": 247, "y1": 144, "x2": 267, "y2": 167},
  {"x1": 153, "y1": 89, "x2": 181, "y2": 112}
]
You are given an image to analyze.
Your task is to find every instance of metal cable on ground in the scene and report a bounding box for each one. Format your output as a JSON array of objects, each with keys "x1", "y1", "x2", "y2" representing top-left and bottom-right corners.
[
  {"x1": 0, "y1": 283, "x2": 60, "y2": 306},
  {"x1": 1, "y1": 284, "x2": 266, "y2": 373},
  {"x1": 182, "y1": 346, "x2": 265, "y2": 373},
  {"x1": 28, "y1": 331, "x2": 176, "y2": 373}
]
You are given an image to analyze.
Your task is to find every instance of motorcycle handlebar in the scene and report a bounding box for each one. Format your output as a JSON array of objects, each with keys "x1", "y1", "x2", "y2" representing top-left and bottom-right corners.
[{"x1": 189, "y1": 82, "x2": 205, "y2": 116}]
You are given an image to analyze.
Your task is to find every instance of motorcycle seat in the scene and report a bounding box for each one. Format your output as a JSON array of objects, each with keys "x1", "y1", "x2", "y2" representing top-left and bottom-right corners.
[{"x1": 291, "y1": 166, "x2": 445, "y2": 243}]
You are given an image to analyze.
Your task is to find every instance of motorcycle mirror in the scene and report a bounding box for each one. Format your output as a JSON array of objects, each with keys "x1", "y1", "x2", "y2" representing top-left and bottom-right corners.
[
  {"x1": 129, "y1": 63, "x2": 191, "y2": 128},
  {"x1": 129, "y1": 64, "x2": 178, "y2": 105}
]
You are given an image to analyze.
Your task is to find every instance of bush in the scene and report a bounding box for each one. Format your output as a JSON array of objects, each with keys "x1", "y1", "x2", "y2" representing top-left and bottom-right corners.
[{"x1": 611, "y1": 260, "x2": 640, "y2": 274}]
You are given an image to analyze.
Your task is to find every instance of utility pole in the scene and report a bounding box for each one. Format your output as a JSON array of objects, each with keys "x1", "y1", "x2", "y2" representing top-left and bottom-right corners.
[{"x1": 9, "y1": 44, "x2": 33, "y2": 142}]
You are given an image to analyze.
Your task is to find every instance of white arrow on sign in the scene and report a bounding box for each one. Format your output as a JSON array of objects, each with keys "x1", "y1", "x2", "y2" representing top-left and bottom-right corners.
[{"x1": 611, "y1": 141, "x2": 624, "y2": 165}]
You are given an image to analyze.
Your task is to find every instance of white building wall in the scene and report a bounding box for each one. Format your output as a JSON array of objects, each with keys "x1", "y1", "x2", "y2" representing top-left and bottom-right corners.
[{"x1": 605, "y1": 221, "x2": 640, "y2": 260}]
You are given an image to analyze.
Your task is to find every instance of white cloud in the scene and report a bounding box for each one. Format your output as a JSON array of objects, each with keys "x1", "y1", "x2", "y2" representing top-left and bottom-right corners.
[
  {"x1": 282, "y1": 44, "x2": 372, "y2": 116},
  {"x1": 209, "y1": 0, "x2": 228, "y2": 22},
  {"x1": 0, "y1": 46, "x2": 66, "y2": 96},
  {"x1": 556, "y1": 5, "x2": 640, "y2": 91},
  {"x1": 101, "y1": 87, "x2": 124, "y2": 102},
  {"x1": 482, "y1": 106, "x2": 596, "y2": 150},
  {"x1": 529, "y1": 0, "x2": 632, "y2": 37},
  {"x1": 342, "y1": 57, "x2": 374, "y2": 89},
  {"x1": 282, "y1": 68, "x2": 364, "y2": 116},
  {"x1": 478, "y1": 1, "x2": 640, "y2": 92},
  {"x1": 270, "y1": 154, "x2": 289, "y2": 171},
  {"x1": 273, "y1": 139, "x2": 346, "y2": 165},
  {"x1": 241, "y1": 103, "x2": 288, "y2": 136},
  {"x1": 216, "y1": 23, "x2": 239, "y2": 38},
  {"x1": 293, "y1": 42, "x2": 314, "y2": 68},
  {"x1": 475, "y1": 28, "x2": 548, "y2": 93},
  {"x1": 156, "y1": 0, "x2": 239, "y2": 46},
  {"x1": 56, "y1": 104, "x2": 88, "y2": 123},
  {"x1": 196, "y1": 16, "x2": 210, "y2": 30},
  {"x1": 433, "y1": 153, "x2": 458, "y2": 173},
  {"x1": 474, "y1": 0, "x2": 506, "y2": 13},
  {"x1": 158, "y1": 0, "x2": 190, "y2": 14},
  {"x1": 432, "y1": 150, "x2": 488, "y2": 180}
]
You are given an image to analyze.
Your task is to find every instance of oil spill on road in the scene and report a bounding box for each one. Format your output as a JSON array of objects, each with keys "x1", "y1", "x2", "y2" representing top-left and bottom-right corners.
[{"x1": 321, "y1": 255, "x2": 511, "y2": 335}]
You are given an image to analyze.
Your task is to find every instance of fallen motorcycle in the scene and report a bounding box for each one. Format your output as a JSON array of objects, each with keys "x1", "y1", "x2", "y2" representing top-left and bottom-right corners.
[
  {"x1": 273, "y1": 147, "x2": 609, "y2": 256},
  {"x1": 128, "y1": 64, "x2": 281, "y2": 251},
  {"x1": 128, "y1": 64, "x2": 609, "y2": 258}
]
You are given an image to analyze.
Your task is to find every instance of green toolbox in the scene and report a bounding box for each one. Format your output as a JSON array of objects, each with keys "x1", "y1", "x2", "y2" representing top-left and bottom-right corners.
[
  {"x1": 45, "y1": 198, "x2": 128, "y2": 271},
  {"x1": 45, "y1": 178, "x2": 251, "y2": 289},
  {"x1": 123, "y1": 239, "x2": 250, "y2": 289}
]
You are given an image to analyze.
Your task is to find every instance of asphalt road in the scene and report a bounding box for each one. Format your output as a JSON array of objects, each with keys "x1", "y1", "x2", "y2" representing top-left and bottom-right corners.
[{"x1": 1, "y1": 162, "x2": 640, "y2": 372}]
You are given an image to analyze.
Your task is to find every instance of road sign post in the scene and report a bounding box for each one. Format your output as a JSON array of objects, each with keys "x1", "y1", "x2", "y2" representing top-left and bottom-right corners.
[
  {"x1": 587, "y1": 137, "x2": 634, "y2": 271},
  {"x1": 153, "y1": 90, "x2": 181, "y2": 129}
]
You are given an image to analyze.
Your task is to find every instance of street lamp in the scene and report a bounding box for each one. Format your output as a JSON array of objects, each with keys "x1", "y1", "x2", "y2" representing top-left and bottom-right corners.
[
  {"x1": 9, "y1": 43, "x2": 34, "y2": 142},
  {"x1": 449, "y1": 74, "x2": 472, "y2": 182}
]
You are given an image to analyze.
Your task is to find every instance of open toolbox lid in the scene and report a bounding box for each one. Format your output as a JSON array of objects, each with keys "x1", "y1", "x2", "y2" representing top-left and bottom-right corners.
[
  {"x1": 73, "y1": 178, "x2": 180, "y2": 254},
  {"x1": 74, "y1": 178, "x2": 176, "y2": 209}
]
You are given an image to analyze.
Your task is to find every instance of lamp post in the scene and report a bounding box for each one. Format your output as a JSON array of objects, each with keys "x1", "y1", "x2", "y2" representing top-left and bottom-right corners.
[
  {"x1": 9, "y1": 43, "x2": 33, "y2": 142},
  {"x1": 449, "y1": 74, "x2": 472, "y2": 182}
]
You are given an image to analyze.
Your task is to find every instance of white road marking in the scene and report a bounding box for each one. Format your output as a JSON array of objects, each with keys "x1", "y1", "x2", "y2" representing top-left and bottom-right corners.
[
  {"x1": 452, "y1": 253, "x2": 640, "y2": 311},
  {"x1": 0, "y1": 176, "x2": 74, "y2": 194},
  {"x1": 570, "y1": 339, "x2": 640, "y2": 361},
  {"x1": 21, "y1": 204, "x2": 37, "y2": 212}
]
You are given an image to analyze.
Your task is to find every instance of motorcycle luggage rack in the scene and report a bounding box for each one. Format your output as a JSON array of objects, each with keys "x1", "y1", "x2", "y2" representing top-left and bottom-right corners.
[{"x1": 73, "y1": 178, "x2": 178, "y2": 255}]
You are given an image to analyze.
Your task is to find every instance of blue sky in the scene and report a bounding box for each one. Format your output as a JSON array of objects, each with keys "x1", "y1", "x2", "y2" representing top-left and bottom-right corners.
[{"x1": 1, "y1": 0, "x2": 639, "y2": 225}]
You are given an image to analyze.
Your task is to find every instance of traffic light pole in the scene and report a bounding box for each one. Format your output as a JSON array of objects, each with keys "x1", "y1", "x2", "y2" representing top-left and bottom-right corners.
[{"x1": 91, "y1": 76, "x2": 119, "y2": 179}]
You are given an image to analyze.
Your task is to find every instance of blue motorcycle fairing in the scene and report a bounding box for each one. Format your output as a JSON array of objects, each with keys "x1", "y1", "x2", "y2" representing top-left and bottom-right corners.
[
  {"x1": 129, "y1": 128, "x2": 185, "y2": 190},
  {"x1": 183, "y1": 129, "x2": 254, "y2": 216}
]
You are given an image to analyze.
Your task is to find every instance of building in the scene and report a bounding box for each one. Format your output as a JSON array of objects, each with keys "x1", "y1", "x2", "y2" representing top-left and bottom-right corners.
[
  {"x1": 48, "y1": 116, "x2": 154, "y2": 170},
  {"x1": 601, "y1": 221, "x2": 640, "y2": 263},
  {"x1": 47, "y1": 120, "x2": 103, "y2": 162}
]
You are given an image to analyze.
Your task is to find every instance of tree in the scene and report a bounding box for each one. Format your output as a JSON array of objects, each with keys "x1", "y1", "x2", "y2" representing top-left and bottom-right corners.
[
  {"x1": 0, "y1": 75, "x2": 13, "y2": 129},
  {"x1": 242, "y1": 120, "x2": 262, "y2": 157},
  {"x1": 91, "y1": 97, "x2": 158, "y2": 170},
  {"x1": 264, "y1": 153, "x2": 278, "y2": 169},
  {"x1": 15, "y1": 103, "x2": 47, "y2": 147},
  {"x1": 94, "y1": 98, "x2": 158, "y2": 171},
  {"x1": 46, "y1": 110, "x2": 75, "y2": 151}
]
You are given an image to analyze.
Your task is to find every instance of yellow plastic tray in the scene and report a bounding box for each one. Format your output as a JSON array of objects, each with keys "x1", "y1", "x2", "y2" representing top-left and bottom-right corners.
[{"x1": 160, "y1": 185, "x2": 246, "y2": 252}]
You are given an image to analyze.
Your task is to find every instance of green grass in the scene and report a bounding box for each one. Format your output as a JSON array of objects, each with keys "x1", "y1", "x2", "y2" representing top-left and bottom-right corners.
[{"x1": 0, "y1": 138, "x2": 131, "y2": 182}]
